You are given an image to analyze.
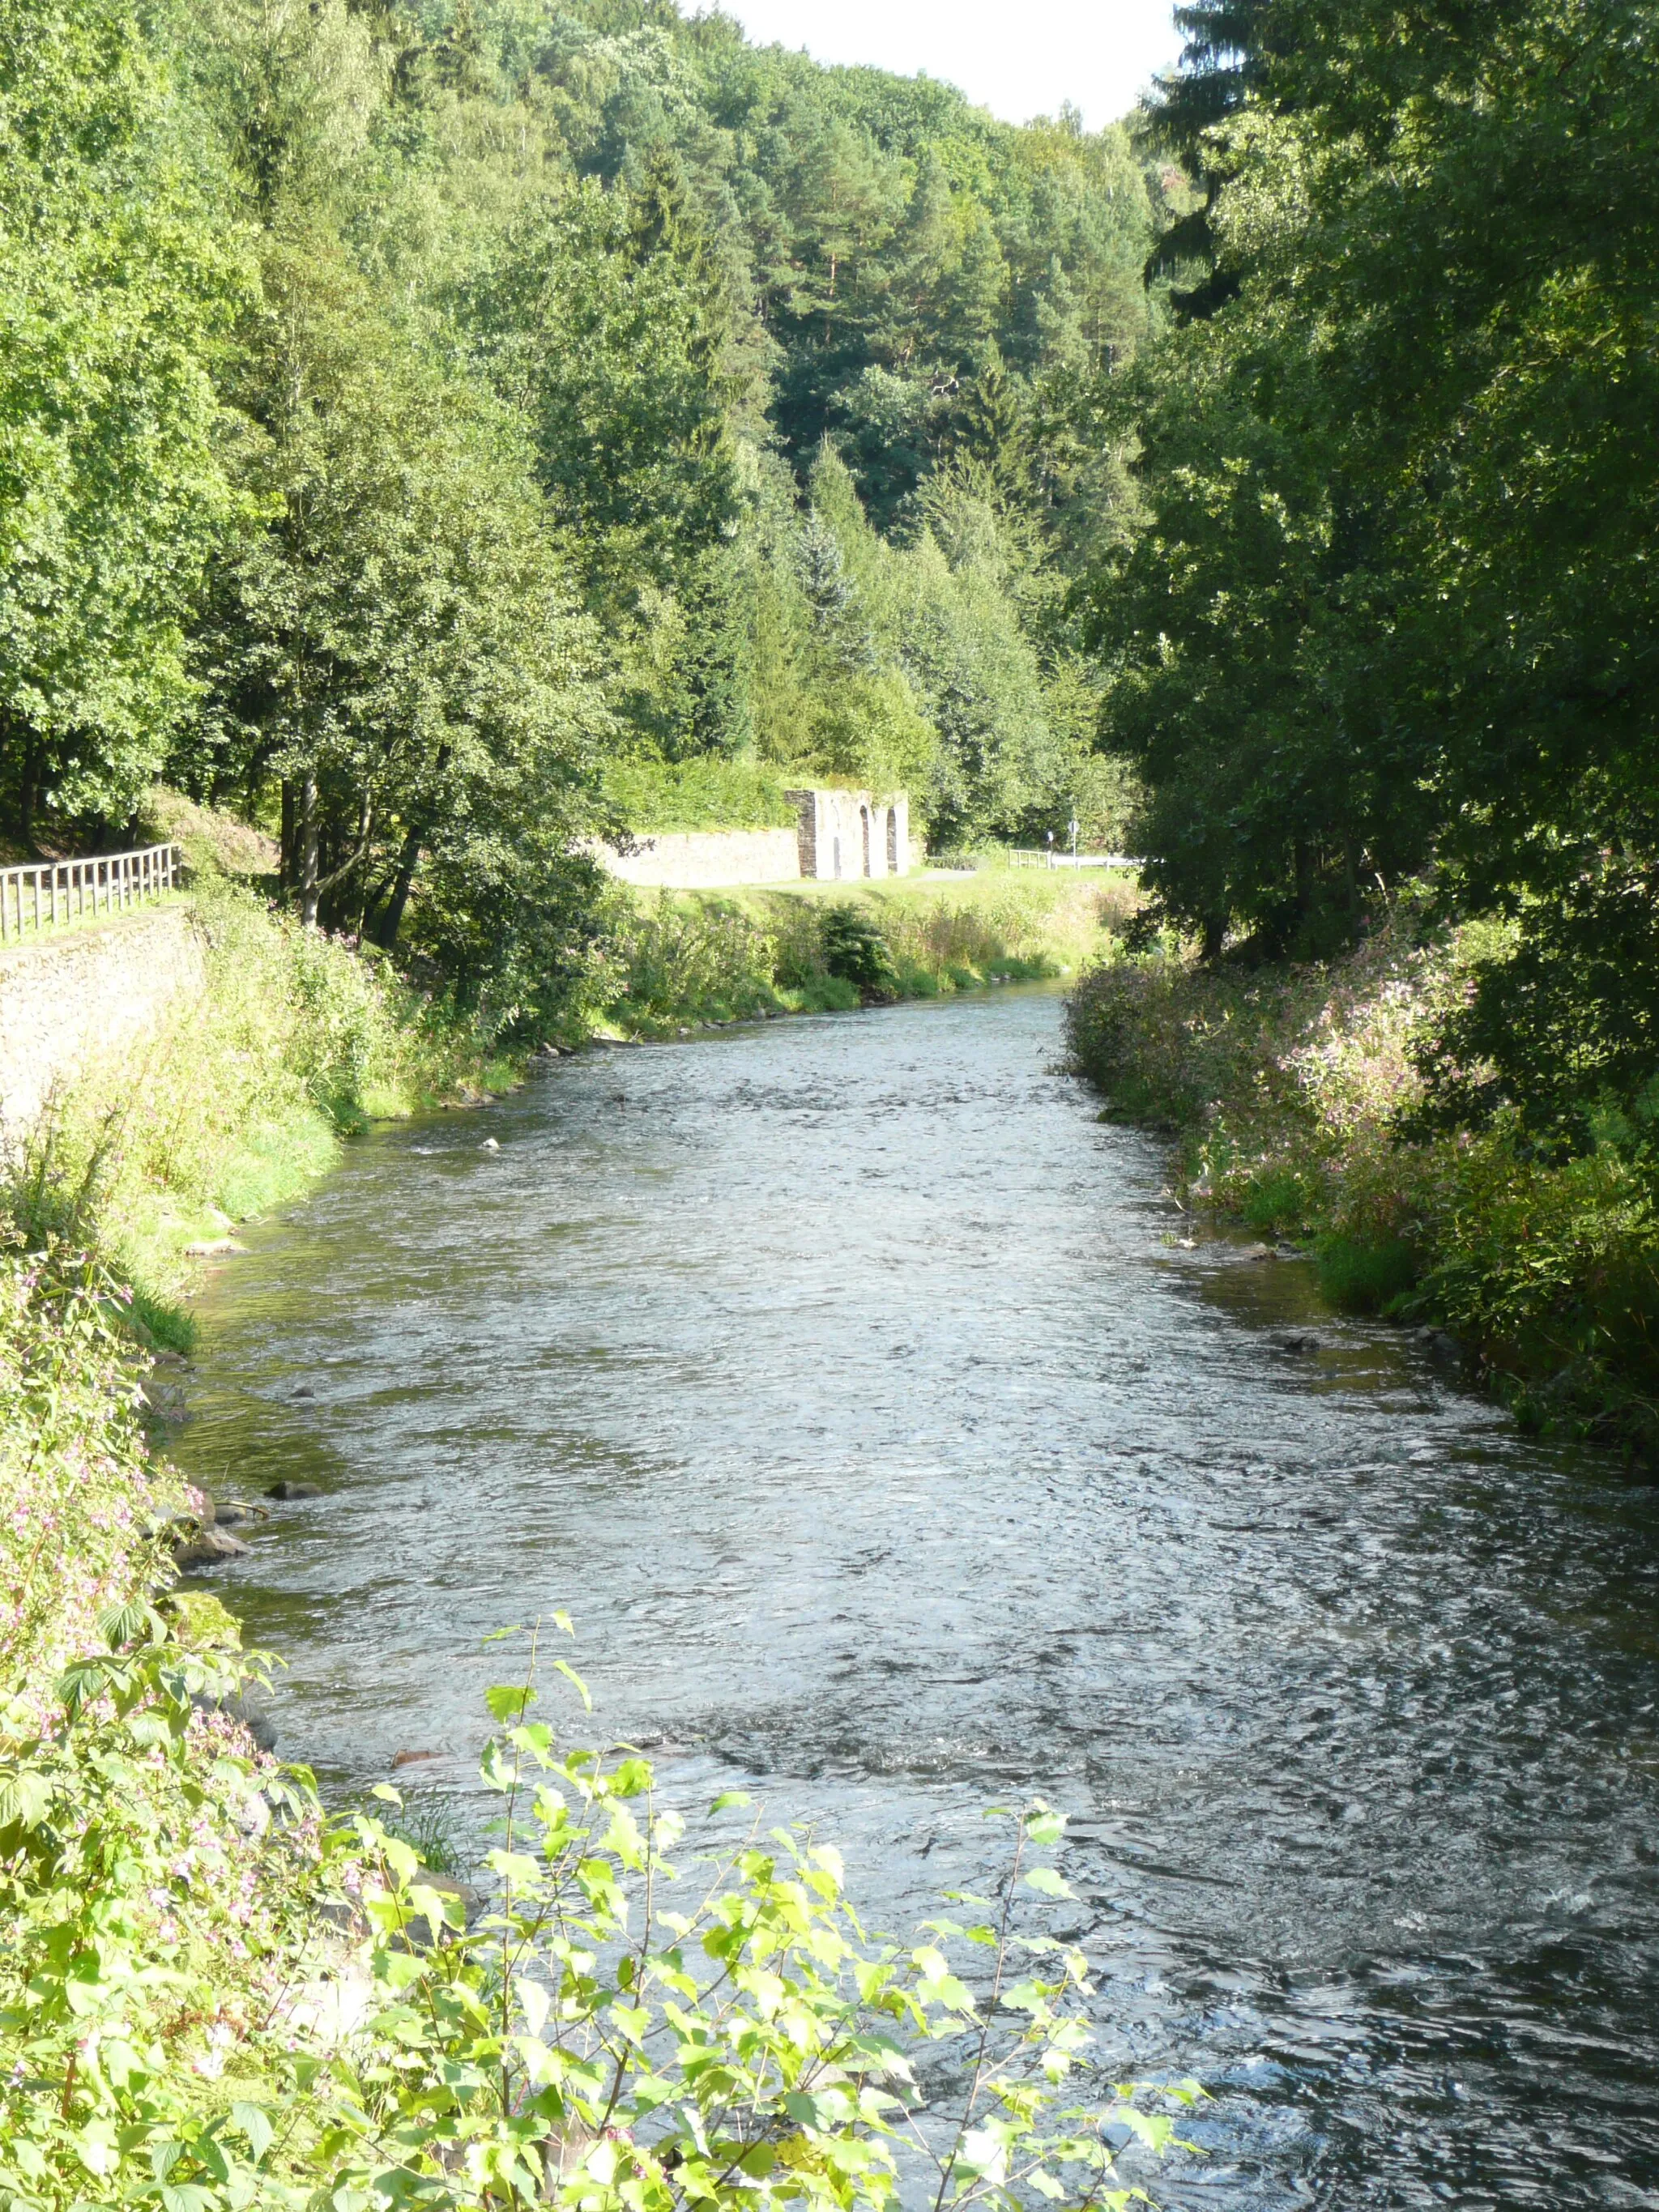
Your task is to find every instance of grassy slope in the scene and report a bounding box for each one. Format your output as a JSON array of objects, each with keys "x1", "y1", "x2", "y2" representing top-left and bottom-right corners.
[
  {"x1": 6, "y1": 870, "x2": 522, "y2": 1349},
  {"x1": 605, "y1": 867, "x2": 1141, "y2": 1035}
]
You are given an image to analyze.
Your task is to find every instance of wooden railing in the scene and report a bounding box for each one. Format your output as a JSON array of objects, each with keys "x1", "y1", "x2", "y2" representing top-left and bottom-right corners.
[{"x1": 0, "y1": 843, "x2": 181, "y2": 944}]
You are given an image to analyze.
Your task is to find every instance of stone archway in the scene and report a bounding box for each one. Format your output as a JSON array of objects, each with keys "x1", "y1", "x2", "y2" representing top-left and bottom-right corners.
[{"x1": 860, "y1": 804, "x2": 872, "y2": 877}]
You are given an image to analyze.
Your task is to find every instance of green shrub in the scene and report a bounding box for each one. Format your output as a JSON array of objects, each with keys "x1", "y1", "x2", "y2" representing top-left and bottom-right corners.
[
  {"x1": 0, "y1": 1245, "x2": 182, "y2": 1720},
  {"x1": 822, "y1": 905, "x2": 900, "y2": 998},
  {"x1": 603, "y1": 755, "x2": 799, "y2": 831},
  {"x1": 1240, "y1": 1170, "x2": 1316, "y2": 1234},
  {"x1": 0, "y1": 1607, "x2": 1196, "y2": 2212}
]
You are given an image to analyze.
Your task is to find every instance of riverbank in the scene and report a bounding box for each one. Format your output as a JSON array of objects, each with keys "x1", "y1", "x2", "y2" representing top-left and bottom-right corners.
[
  {"x1": 5, "y1": 786, "x2": 1141, "y2": 1349},
  {"x1": 1065, "y1": 906, "x2": 1659, "y2": 1466},
  {"x1": 603, "y1": 867, "x2": 1138, "y2": 1035},
  {"x1": 4, "y1": 871, "x2": 522, "y2": 1352}
]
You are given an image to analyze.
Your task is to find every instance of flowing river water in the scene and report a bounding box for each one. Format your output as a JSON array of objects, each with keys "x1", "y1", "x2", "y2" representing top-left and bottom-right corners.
[{"x1": 171, "y1": 988, "x2": 1659, "y2": 2210}]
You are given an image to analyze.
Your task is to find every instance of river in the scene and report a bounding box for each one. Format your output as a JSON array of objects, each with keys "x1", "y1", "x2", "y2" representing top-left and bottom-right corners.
[{"x1": 172, "y1": 987, "x2": 1659, "y2": 2210}]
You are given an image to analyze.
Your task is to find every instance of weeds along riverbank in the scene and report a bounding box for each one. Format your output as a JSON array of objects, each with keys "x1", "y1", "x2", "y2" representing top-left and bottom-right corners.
[
  {"x1": 6, "y1": 867, "x2": 523, "y2": 1354},
  {"x1": 1066, "y1": 904, "x2": 1659, "y2": 1468}
]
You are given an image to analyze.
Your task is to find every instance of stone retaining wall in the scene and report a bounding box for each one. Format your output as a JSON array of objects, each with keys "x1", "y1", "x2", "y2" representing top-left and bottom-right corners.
[
  {"x1": 597, "y1": 826, "x2": 803, "y2": 889},
  {"x1": 598, "y1": 791, "x2": 912, "y2": 889},
  {"x1": 0, "y1": 905, "x2": 206, "y2": 1144}
]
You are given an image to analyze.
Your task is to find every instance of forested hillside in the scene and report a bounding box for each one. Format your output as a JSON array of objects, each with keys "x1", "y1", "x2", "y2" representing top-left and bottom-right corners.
[{"x1": 0, "y1": 0, "x2": 1159, "y2": 1024}]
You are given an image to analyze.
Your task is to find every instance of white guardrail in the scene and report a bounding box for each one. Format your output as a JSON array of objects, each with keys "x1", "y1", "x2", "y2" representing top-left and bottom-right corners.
[
  {"x1": 0, "y1": 842, "x2": 181, "y2": 944},
  {"x1": 1008, "y1": 849, "x2": 1140, "y2": 870}
]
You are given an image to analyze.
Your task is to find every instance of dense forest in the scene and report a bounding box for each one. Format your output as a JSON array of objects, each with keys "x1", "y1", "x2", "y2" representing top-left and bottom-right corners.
[{"x1": 0, "y1": 0, "x2": 1164, "y2": 1017}]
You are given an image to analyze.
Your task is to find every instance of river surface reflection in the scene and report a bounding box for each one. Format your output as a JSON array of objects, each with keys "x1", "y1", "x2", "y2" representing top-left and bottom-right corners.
[{"x1": 173, "y1": 989, "x2": 1659, "y2": 2210}]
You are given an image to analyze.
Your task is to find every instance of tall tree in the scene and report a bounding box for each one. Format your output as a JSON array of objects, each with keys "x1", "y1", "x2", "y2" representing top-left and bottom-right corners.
[{"x1": 0, "y1": 0, "x2": 247, "y2": 844}]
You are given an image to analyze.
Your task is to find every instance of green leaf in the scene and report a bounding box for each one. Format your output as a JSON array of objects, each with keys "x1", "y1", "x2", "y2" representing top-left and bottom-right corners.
[
  {"x1": 1023, "y1": 1867, "x2": 1073, "y2": 1899},
  {"x1": 99, "y1": 1598, "x2": 166, "y2": 1651},
  {"x1": 160, "y1": 2184, "x2": 215, "y2": 2212},
  {"x1": 552, "y1": 1660, "x2": 591, "y2": 1711},
  {"x1": 231, "y1": 2104, "x2": 273, "y2": 2163},
  {"x1": 0, "y1": 1767, "x2": 53, "y2": 1831},
  {"x1": 485, "y1": 1682, "x2": 535, "y2": 1724}
]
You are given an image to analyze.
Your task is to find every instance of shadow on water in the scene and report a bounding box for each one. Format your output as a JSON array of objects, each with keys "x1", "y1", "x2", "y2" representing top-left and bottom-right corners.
[{"x1": 170, "y1": 988, "x2": 1659, "y2": 2210}]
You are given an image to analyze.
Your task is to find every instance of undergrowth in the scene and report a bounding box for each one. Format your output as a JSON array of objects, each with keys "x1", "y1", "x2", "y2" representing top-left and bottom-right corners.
[
  {"x1": 605, "y1": 873, "x2": 1139, "y2": 1034},
  {"x1": 601, "y1": 755, "x2": 800, "y2": 832},
  {"x1": 1065, "y1": 903, "x2": 1659, "y2": 1462}
]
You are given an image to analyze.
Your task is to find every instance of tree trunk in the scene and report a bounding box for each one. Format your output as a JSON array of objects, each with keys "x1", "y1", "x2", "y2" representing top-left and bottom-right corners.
[
  {"x1": 373, "y1": 746, "x2": 449, "y2": 951},
  {"x1": 373, "y1": 820, "x2": 425, "y2": 951},
  {"x1": 18, "y1": 738, "x2": 41, "y2": 853},
  {"x1": 298, "y1": 774, "x2": 320, "y2": 928},
  {"x1": 1293, "y1": 838, "x2": 1313, "y2": 918},
  {"x1": 279, "y1": 780, "x2": 295, "y2": 887}
]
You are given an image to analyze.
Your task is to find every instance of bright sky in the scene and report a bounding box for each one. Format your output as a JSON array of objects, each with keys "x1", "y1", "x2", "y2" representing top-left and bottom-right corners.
[{"x1": 719, "y1": 0, "x2": 1185, "y2": 130}]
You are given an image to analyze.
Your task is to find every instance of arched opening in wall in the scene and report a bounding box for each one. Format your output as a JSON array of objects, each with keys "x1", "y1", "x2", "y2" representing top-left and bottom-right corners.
[
  {"x1": 832, "y1": 834, "x2": 842, "y2": 880},
  {"x1": 885, "y1": 808, "x2": 898, "y2": 872},
  {"x1": 860, "y1": 805, "x2": 872, "y2": 877}
]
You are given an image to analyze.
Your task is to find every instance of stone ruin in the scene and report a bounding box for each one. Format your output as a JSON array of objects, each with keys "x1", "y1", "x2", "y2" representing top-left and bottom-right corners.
[{"x1": 787, "y1": 788, "x2": 910, "y2": 880}]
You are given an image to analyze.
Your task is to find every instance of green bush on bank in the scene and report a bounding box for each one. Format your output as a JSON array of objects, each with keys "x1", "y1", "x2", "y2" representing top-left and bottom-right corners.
[
  {"x1": 602, "y1": 756, "x2": 800, "y2": 832},
  {"x1": 0, "y1": 1249, "x2": 181, "y2": 1719},
  {"x1": 1065, "y1": 909, "x2": 1659, "y2": 1460}
]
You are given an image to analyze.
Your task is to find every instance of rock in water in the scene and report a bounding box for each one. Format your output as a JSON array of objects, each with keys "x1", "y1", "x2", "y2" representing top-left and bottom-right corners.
[
  {"x1": 174, "y1": 1525, "x2": 249, "y2": 1569},
  {"x1": 266, "y1": 1480, "x2": 322, "y2": 1500},
  {"x1": 479, "y1": 1136, "x2": 500, "y2": 1152}
]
